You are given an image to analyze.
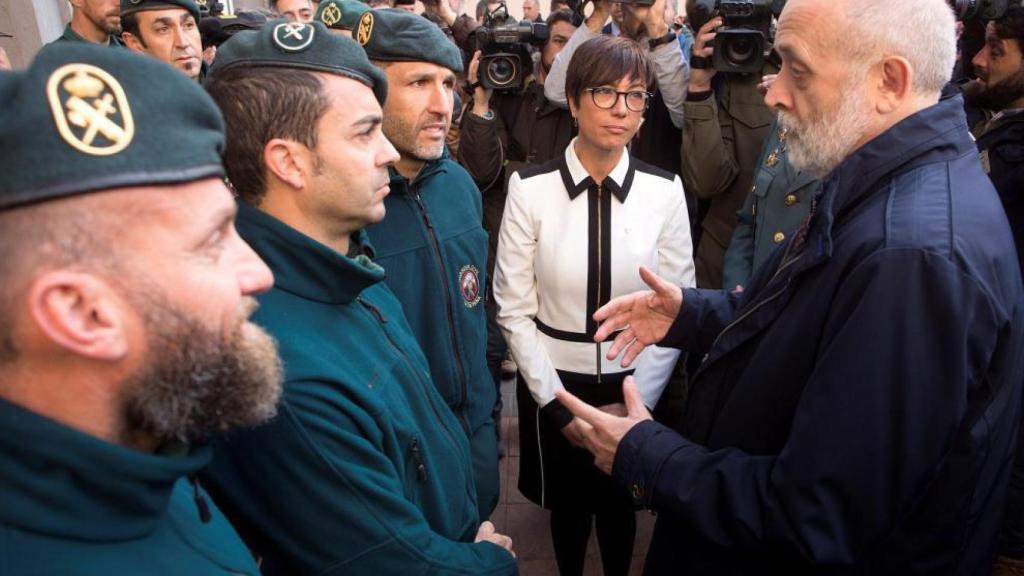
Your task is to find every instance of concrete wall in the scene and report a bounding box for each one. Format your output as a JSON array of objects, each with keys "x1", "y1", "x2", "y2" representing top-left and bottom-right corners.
[{"x1": 1, "y1": 0, "x2": 70, "y2": 68}]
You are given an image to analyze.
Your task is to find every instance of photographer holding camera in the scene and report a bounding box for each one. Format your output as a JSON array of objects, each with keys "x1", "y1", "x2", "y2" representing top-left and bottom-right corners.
[
  {"x1": 682, "y1": 0, "x2": 781, "y2": 288},
  {"x1": 545, "y1": 0, "x2": 691, "y2": 178}
]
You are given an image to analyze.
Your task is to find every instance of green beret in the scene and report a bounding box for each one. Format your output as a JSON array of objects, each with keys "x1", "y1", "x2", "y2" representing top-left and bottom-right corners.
[
  {"x1": 314, "y1": 0, "x2": 368, "y2": 30},
  {"x1": 355, "y1": 9, "x2": 463, "y2": 73},
  {"x1": 120, "y1": 0, "x2": 201, "y2": 26},
  {"x1": 209, "y1": 19, "x2": 388, "y2": 104},
  {"x1": 0, "y1": 43, "x2": 224, "y2": 210}
]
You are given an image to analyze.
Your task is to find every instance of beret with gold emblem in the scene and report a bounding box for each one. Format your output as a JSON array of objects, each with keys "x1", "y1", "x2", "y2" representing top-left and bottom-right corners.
[
  {"x1": 314, "y1": 0, "x2": 369, "y2": 31},
  {"x1": 120, "y1": 0, "x2": 202, "y2": 26},
  {"x1": 355, "y1": 8, "x2": 463, "y2": 73},
  {"x1": 209, "y1": 19, "x2": 387, "y2": 104},
  {"x1": 0, "y1": 43, "x2": 224, "y2": 210}
]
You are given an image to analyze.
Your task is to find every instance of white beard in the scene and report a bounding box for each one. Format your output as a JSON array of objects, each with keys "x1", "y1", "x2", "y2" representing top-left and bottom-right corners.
[{"x1": 780, "y1": 75, "x2": 873, "y2": 178}]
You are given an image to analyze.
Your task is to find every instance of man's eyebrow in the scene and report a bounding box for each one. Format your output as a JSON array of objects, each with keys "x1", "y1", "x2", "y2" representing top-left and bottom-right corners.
[
  {"x1": 776, "y1": 43, "x2": 809, "y2": 68},
  {"x1": 351, "y1": 113, "x2": 383, "y2": 129}
]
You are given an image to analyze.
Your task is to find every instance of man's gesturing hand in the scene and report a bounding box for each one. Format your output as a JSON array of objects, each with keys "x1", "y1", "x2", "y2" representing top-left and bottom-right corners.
[
  {"x1": 556, "y1": 377, "x2": 652, "y2": 475},
  {"x1": 592, "y1": 265, "x2": 682, "y2": 368}
]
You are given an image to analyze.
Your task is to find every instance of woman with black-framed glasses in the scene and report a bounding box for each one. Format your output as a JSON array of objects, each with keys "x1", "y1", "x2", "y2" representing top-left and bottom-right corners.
[{"x1": 494, "y1": 35, "x2": 695, "y2": 576}]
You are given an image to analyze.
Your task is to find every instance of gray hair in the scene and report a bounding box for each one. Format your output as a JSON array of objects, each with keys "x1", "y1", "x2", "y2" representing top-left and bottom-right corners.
[{"x1": 839, "y1": 0, "x2": 956, "y2": 96}]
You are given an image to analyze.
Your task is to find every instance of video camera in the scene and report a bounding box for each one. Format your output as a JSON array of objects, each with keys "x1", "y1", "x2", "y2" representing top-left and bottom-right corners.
[
  {"x1": 468, "y1": 4, "x2": 549, "y2": 91},
  {"x1": 947, "y1": 0, "x2": 1009, "y2": 20},
  {"x1": 688, "y1": 0, "x2": 785, "y2": 73}
]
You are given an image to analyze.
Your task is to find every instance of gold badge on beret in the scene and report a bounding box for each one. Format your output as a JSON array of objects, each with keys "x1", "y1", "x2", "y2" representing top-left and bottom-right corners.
[
  {"x1": 46, "y1": 63, "x2": 135, "y2": 157},
  {"x1": 273, "y1": 22, "x2": 316, "y2": 52},
  {"x1": 321, "y1": 2, "x2": 343, "y2": 27},
  {"x1": 356, "y1": 12, "x2": 373, "y2": 46}
]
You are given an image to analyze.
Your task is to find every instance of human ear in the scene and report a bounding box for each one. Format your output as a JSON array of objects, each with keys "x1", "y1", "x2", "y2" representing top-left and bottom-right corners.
[
  {"x1": 26, "y1": 271, "x2": 128, "y2": 361},
  {"x1": 875, "y1": 56, "x2": 913, "y2": 115},
  {"x1": 263, "y1": 139, "x2": 312, "y2": 190}
]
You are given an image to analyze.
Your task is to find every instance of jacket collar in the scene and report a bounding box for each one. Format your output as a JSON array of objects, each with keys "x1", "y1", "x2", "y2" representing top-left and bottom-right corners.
[
  {"x1": 0, "y1": 397, "x2": 211, "y2": 541},
  {"x1": 798, "y1": 95, "x2": 975, "y2": 269},
  {"x1": 235, "y1": 201, "x2": 384, "y2": 305},
  {"x1": 559, "y1": 137, "x2": 635, "y2": 202},
  {"x1": 388, "y1": 151, "x2": 450, "y2": 190}
]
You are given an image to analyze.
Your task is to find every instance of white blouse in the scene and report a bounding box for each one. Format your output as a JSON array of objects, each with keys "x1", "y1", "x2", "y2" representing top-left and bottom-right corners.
[{"x1": 494, "y1": 138, "x2": 696, "y2": 410}]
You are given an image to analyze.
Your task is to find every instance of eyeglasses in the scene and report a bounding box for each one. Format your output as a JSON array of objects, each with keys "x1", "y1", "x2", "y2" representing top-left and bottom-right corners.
[{"x1": 584, "y1": 87, "x2": 652, "y2": 112}]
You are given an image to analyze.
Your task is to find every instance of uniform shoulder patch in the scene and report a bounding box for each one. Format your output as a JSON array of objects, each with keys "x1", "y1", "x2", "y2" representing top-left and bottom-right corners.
[{"x1": 46, "y1": 63, "x2": 135, "y2": 157}]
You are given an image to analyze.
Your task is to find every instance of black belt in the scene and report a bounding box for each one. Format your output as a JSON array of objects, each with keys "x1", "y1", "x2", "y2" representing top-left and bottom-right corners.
[{"x1": 534, "y1": 318, "x2": 623, "y2": 343}]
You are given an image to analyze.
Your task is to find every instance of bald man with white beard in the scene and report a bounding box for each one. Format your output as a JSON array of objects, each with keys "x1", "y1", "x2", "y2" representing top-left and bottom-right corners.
[{"x1": 556, "y1": 0, "x2": 1024, "y2": 573}]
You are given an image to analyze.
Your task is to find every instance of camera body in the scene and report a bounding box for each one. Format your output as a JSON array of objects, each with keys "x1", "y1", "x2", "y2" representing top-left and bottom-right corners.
[
  {"x1": 712, "y1": 0, "x2": 783, "y2": 73},
  {"x1": 470, "y1": 5, "x2": 549, "y2": 91},
  {"x1": 947, "y1": 0, "x2": 1008, "y2": 21}
]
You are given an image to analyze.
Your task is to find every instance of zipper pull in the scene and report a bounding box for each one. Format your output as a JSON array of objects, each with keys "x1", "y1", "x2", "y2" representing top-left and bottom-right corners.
[
  {"x1": 414, "y1": 193, "x2": 434, "y2": 229},
  {"x1": 357, "y1": 297, "x2": 387, "y2": 324},
  {"x1": 410, "y1": 438, "x2": 428, "y2": 482},
  {"x1": 189, "y1": 474, "x2": 212, "y2": 524}
]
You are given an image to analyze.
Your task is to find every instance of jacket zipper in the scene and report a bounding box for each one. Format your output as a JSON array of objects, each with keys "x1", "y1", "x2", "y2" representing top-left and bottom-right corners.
[
  {"x1": 409, "y1": 437, "x2": 428, "y2": 482},
  {"x1": 411, "y1": 191, "x2": 471, "y2": 434},
  {"x1": 356, "y1": 297, "x2": 464, "y2": 459},
  {"x1": 703, "y1": 248, "x2": 804, "y2": 364},
  {"x1": 595, "y1": 184, "x2": 604, "y2": 384}
]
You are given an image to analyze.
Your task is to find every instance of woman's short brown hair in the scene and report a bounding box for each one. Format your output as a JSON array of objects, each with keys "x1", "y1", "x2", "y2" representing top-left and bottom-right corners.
[{"x1": 564, "y1": 35, "x2": 658, "y2": 108}]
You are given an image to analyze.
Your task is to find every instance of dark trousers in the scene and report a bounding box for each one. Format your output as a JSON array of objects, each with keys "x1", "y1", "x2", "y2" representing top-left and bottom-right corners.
[{"x1": 551, "y1": 505, "x2": 636, "y2": 576}]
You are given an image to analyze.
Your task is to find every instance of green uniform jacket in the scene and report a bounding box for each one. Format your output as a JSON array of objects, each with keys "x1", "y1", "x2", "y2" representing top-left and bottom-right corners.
[
  {"x1": 681, "y1": 70, "x2": 775, "y2": 289},
  {"x1": 52, "y1": 24, "x2": 124, "y2": 46},
  {"x1": 722, "y1": 118, "x2": 818, "y2": 289},
  {"x1": 203, "y1": 203, "x2": 517, "y2": 576},
  {"x1": 365, "y1": 156, "x2": 500, "y2": 516},
  {"x1": 0, "y1": 398, "x2": 259, "y2": 576}
]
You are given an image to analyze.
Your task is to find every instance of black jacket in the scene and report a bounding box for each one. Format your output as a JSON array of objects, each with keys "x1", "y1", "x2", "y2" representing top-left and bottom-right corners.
[{"x1": 614, "y1": 96, "x2": 1024, "y2": 574}]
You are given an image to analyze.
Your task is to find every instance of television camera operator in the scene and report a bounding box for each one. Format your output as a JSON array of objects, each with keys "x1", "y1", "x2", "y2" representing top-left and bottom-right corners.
[{"x1": 681, "y1": 0, "x2": 785, "y2": 288}]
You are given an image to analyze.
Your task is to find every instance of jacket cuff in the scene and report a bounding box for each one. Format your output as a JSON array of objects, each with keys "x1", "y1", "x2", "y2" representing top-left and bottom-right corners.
[
  {"x1": 659, "y1": 287, "x2": 703, "y2": 349},
  {"x1": 682, "y1": 96, "x2": 716, "y2": 120},
  {"x1": 540, "y1": 398, "x2": 574, "y2": 430},
  {"x1": 611, "y1": 420, "x2": 684, "y2": 507}
]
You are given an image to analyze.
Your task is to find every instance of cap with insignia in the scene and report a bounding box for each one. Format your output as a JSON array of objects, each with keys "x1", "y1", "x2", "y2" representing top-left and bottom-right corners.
[
  {"x1": 356, "y1": 8, "x2": 463, "y2": 73},
  {"x1": 0, "y1": 43, "x2": 224, "y2": 210},
  {"x1": 209, "y1": 19, "x2": 387, "y2": 104},
  {"x1": 314, "y1": 0, "x2": 368, "y2": 31},
  {"x1": 120, "y1": 0, "x2": 202, "y2": 25}
]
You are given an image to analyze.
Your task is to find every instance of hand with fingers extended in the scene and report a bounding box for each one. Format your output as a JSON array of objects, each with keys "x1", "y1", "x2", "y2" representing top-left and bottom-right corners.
[
  {"x1": 592, "y1": 265, "x2": 682, "y2": 368},
  {"x1": 474, "y1": 521, "x2": 516, "y2": 558},
  {"x1": 690, "y1": 15, "x2": 722, "y2": 91},
  {"x1": 555, "y1": 377, "x2": 652, "y2": 475},
  {"x1": 560, "y1": 417, "x2": 590, "y2": 448}
]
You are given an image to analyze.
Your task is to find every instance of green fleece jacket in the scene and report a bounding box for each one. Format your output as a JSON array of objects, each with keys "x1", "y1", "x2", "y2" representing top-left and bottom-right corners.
[
  {"x1": 0, "y1": 398, "x2": 259, "y2": 575},
  {"x1": 202, "y1": 203, "x2": 517, "y2": 576},
  {"x1": 366, "y1": 156, "x2": 499, "y2": 516}
]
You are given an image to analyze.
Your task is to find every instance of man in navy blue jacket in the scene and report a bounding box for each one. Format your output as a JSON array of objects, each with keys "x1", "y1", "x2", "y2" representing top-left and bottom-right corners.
[{"x1": 557, "y1": 0, "x2": 1024, "y2": 573}]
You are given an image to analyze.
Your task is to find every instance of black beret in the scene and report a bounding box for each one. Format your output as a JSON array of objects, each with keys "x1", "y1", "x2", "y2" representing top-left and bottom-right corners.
[
  {"x1": 199, "y1": 11, "x2": 267, "y2": 48},
  {"x1": 209, "y1": 19, "x2": 388, "y2": 104},
  {"x1": 0, "y1": 43, "x2": 225, "y2": 210},
  {"x1": 355, "y1": 9, "x2": 463, "y2": 73},
  {"x1": 121, "y1": 0, "x2": 202, "y2": 26},
  {"x1": 314, "y1": 0, "x2": 368, "y2": 30}
]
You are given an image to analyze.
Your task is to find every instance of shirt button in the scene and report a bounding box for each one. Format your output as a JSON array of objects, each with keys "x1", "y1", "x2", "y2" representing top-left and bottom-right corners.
[
  {"x1": 773, "y1": 231, "x2": 786, "y2": 244},
  {"x1": 785, "y1": 194, "x2": 798, "y2": 207}
]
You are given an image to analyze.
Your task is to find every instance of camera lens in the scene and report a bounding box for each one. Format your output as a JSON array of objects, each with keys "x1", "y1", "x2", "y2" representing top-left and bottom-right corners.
[
  {"x1": 724, "y1": 36, "x2": 756, "y2": 67},
  {"x1": 948, "y1": 0, "x2": 977, "y2": 18},
  {"x1": 485, "y1": 56, "x2": 518, "y2": 88}
]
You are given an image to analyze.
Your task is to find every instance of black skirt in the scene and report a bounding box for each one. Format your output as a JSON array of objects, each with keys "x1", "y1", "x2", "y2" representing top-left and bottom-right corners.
[{"x1": 515, "y1": 371, "x2": 637, "y2": 511}]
